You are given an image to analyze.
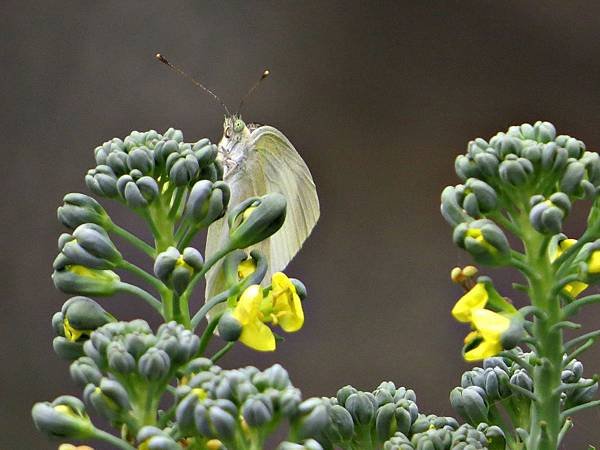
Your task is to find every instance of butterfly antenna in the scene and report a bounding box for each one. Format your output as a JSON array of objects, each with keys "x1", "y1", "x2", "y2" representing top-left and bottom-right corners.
[
  {"x1": 155, "y1": 53, "x2": 231, "y2": 115},
  {"x1": 237, "y1": 69, "x2": 270, "y2": 114}
]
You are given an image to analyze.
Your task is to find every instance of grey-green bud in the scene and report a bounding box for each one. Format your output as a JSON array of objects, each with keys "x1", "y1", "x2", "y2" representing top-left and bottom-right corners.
[
  {"x1": 32, "y1": 396, "x2": 93, "y2": 439},
  {"x1": 86, "y1": 165, "x2": 119, "y2": 198},
  {"x1": 452, "y1": 219, "x2": 510, "y2": 266},
  {"x1": 449, "y1": 386, "x2": 489, "y2": 426},
  {"x1": 138, "y1": 347, "x2": 171, "y2": 381},
  {"x1": 228, "y1": 193, "x2": 287, "y2": 250},
  {"x1": 58, "y1": 193, "x2": 109, "y2": 230}
]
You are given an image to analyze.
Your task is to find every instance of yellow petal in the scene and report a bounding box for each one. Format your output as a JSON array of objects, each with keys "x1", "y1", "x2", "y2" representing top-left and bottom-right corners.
[
  {"x1": 589, "y1": 251, "x2": 600, "y2": 274},
  {"x1": 238, "y1": 259, "x2": 256, "y2": 279},
  {"x1": 451, "y1": 283, "x2": 488, "y2": 323},
  {"x1": 564, "y1": 281, "x2": 588, "y2": 297},
  {"x1": 464, "y1": 338, "x2": 502, "y2": 362},
  {"x1": 471, "y1": 309, "x2": 510, "y2": 340},
  {"x1": 239, "y1": 319, "x2": 276, "y2": 351},
  {"x1": 278, "y1": 294, "x2": 304, "y2": 332},
  {"x1": 232, "y1": 285, "x2": 262, "y2": 326}
]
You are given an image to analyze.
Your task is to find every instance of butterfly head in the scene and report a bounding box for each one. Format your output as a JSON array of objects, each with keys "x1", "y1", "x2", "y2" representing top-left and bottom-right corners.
[{"x1": 219, "y1": 115, "x2": 252, "y2": 175}]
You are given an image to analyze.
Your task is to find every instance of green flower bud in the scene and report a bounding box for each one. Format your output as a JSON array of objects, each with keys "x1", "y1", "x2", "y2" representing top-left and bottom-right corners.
[
  {"x1": 290, "y1": 278, "x2": 308, "y2": 300},
  {"x1": 84, "y1": 378, "x2": 131, "y2": 422},
  {"x1": 127, "y1": 146, "x2": 155, "y2": 175},
  {"x1": 85, "y1": 165, "x2": 119, "y2": 198},
  {"x1": 455, "y1": 155, "x2": 481, "y2": 181},
  {"x1": 476, "y1": 423, "x2": 506, "y2": 450},
  {"x1": 541, "y1": 142, "x2": 568, "y2": 173},
  {"x1": 184, "y1": 180, "x2": 230, "y2": 226},
  {"x1": 167, "y1": 150, "x2": 200, "y2": 186},
  {"x1": 463, "y1": 179, "x2": 497, "y2": 215},
  {"x1": 345, "y1": 392, "x2": 377, "y2": 426},
  {"x1": 155, "y1": 139, "x2": 180, "y2": 166},
  {"x1": 242, "y1": 394, "x2": 274, "y2": 427},
  {"x1": 58, "y1": 193, "x2": 109, "y2": 230},
  {"x1": 155, "y1": 321, "x2": 200, "y2": 365},
  {"x1": 58, "y1": 223, "x2": 122, "y2": 269},
  {"x1": 489, "y1": 133, "x2": 523, "y2": 158},
  {"x1": 52, "y1": 265, "x2": 120, "y2": 296},
  {"x1": 452, "y1": 219, "x2": 510, "y2": 266},
  {"x1": 138, "y1": 347, "x2": 171, "y2": 381},
  {"x1": 69, "y1": 357, "x2": 102, "y2": 388},
  {"x1": 107, "y1": 341, "x2": 136, "y2": 374},
  {"x1": 562, "y1": 359, "x2": 583, "y2": 383},
  {"x1": 279, "y1": 388, "x2": 303, "y2": 417},
  {"x1": 566, "y1": 378, "x2": 598, "y2": 407},
  {"x1": 482, "y1": 367, "x2": 511, "y2": 401},
  {"x1": 336, "y1": 386, "x2": 358, "y2": 406},
  {"x1": 440, "y1": 186, "x2": 472, "y2": 227},
  {"x1": 451, "y1": 423, "x2": 488, "y2": 448},
  {"x1": 154, "y1": 246, "x2": 203, "y2": 294},
  {"x1": 529, "y1": 193, "x2": 571, "y2": 235},
  {"x1": 217, "y1": 312, "x2": 243, "y2": 342},
  {"x1": 449, "y1": 386, "x2": 488, "y2": 426},
  {"x1": 561, "y1": 161, "x2": 586, "y2": 196},
  {"x1": 193, "y1": 140, "x2": 218, "y2": 167},
  {"x1": 383, "y1": 432, "x2": 413, "y2": 450},
  {"x1": 320, "y1": 404, "x2": 353, "y2": 445},
  {"x1": 411, "y1": 414, "x2": 458, "y2": 434},
  {"x1": 411, "y1": 428, "x2": 452, "y2": 450},
  {"x1": 509, "y1": 369, "x2": 533, "y2": 395},
  {"x1": 143, "y1": 435, "x2": 181, "y2": 450},
  {"x1": 105, "y1": 150, "x2": 129, "y2": 176},
  {"x1": 228, "y1": 193, "x2": 287, "y2": 249},
  {"x1": 52, "y1": 337, "x2": 85, "y2": 361},
  {"x1": 295, "y1": 398, "x2": 331, "y2": 440},
  {"x1": 498, "y1": 155, "x2": 533, "y2": 186},
  {"x1": 94, "y1": 138, "x2": 126, "y2": 166},
  {"x1": 194, "y1": 400, "x2": 239, "y2": 440},
  {"x1": 32, "y1": 396, "x2": 93, "y2": 439},
  {"x1": 117, "y1": 172, "x2": 159, "y2": 208},
  {"x1": 55, "y1": 296, "x2": 114, "y2": 346},
  {"x1": 277, "y1": 440, "x2": 324, "y2": 450}
]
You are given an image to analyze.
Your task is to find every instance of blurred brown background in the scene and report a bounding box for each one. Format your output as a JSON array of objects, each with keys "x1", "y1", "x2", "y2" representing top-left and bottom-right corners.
[{"x1": 3, "y1": 1, "x2": 600, "y2": 448}]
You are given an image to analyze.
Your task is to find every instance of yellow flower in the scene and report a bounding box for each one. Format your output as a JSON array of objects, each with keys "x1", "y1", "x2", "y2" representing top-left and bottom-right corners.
[
  {"x1": 552, "y1": 238, "x2": 588, "y2": 297},
  {"x1": 463, "y1": 309, "x2": 511, "y2": 362},
  {"x1": 465, "y1": 228, "x2": 496, "y2": 254},
  {"x1": 588, "y1": 250, "x2": 600, "y2": 274},
  {"x1": 63, "y1": 317, "x2": 91, "y2": 342},
  {"x1": 262, "y1": 272, "x2": 304, "y2": 332},
  {"x1": 237, "y1": 259, "x2": 257, "y2": 279},
  {"x1": 230, "y1": 273, "x2": 305, "y2": 351},
  {"x1": 451, "y1": 282, "x2": 488, "y2": 323},
  {"x1": 232, "y1": 285, "x2": 276, "y2": 351}
]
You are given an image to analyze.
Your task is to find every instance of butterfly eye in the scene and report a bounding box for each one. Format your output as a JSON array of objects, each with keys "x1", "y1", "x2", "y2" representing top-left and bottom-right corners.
[
  {"x1": 225, "y1": 127, "x2": 233, "y2": 138},
  {"x1": 234, "y1": 120, "x2": 245, "y2": 133}
]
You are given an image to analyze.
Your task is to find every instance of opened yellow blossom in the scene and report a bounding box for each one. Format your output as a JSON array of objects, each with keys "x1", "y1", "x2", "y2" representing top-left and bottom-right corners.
[
  {"x1": 552, "y1": 238, "x2": 588, "y2": 297},
  {"x1": 452, "y1": 282, "x2": 488, "y2": 323},
  {"x1": 262, "y1": 272, "x2": 304, "y2": 332},
  {"x1": 463, "y1": 309, "x2": 511, "y2": 362},
  {"x1": 231, "y1": 273, "x2": 305, "y2": 351},
  {"x1": 232, "y1": 284, "x2": 276, "y2": 351}
]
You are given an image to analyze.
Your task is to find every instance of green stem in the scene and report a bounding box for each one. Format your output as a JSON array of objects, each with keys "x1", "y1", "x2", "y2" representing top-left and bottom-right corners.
[
  {"x1": 118, "y1": 260, "x2": 168, "y2": 294},
  {"x1": 109, "y1": 222, "x2": 155, "y2": 257},
  {"x1": 516, "y1": 214, "x2": 563, "y2": 450},
  {"x1": 211, "y1": 342, "x2": 234, "y2": 363},
  {"x1": 561, "y1": 400, "x2": 600, "y2": 420},
  {"x1": 92, "y1": 428, "x2": 136, "y2": 450},
  {"x1": 168, "y1": 187, "x2": 185, "y2": 220},
  {"x1": 197, "y1": 313, "x2": 223, "y2": 355},
  {"x1": 562, "y1": 294, "x2": 600, "y2": 318},
  {"x1": 118, "y1": 282, "x2": 162, "y2": 313}
]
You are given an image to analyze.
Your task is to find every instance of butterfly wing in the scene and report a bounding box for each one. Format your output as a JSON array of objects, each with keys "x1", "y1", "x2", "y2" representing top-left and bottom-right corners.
[{"x1": 204, "y1": 125, "x2": 320, "y2": 304}]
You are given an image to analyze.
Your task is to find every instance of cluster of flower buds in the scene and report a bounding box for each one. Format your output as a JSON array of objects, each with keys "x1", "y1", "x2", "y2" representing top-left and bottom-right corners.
[
  {"x1": 287, "y1": 381, "x2": 497, "y2": 450},
  {"x1": 442, "y1": 121, "x2": 600, "y2": 264},
  {"x1": 85, "y1": 129, "x2": 222, "y2": 203},
  {"x1": 383, "y1": 422, "x2": 505, "y2": 450},
  {"x1": 452, "y1": 351, "x2": 598, "y2": 431},
  {"x1": 154, "y1": 246, "x2": 204, "y2": 294},
  {"x1": 173, "y1": 359, "x2": 302, "y2": 448},
  {"x1": 55, "y1": 320, "x2": 199, "y2": 439}
]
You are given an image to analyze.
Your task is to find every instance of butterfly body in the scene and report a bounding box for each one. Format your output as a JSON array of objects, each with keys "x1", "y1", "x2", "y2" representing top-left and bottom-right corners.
[{"x1": 205, "y1": 115, "x2": 320, "y2": 301}]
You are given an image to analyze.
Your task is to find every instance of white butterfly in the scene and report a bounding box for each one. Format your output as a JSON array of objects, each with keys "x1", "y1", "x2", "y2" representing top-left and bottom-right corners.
[
  {"x1": 154, "y1": 54, "x2": 319, "y2": 301},
  {"x1": 204, "y1": 115, "x2": 320, "y2": 300}
]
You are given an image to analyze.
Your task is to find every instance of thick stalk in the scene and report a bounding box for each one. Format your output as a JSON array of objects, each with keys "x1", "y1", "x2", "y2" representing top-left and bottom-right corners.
[{"x1": 519, "y1": 219, "x2": 563, "y2": 449}]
